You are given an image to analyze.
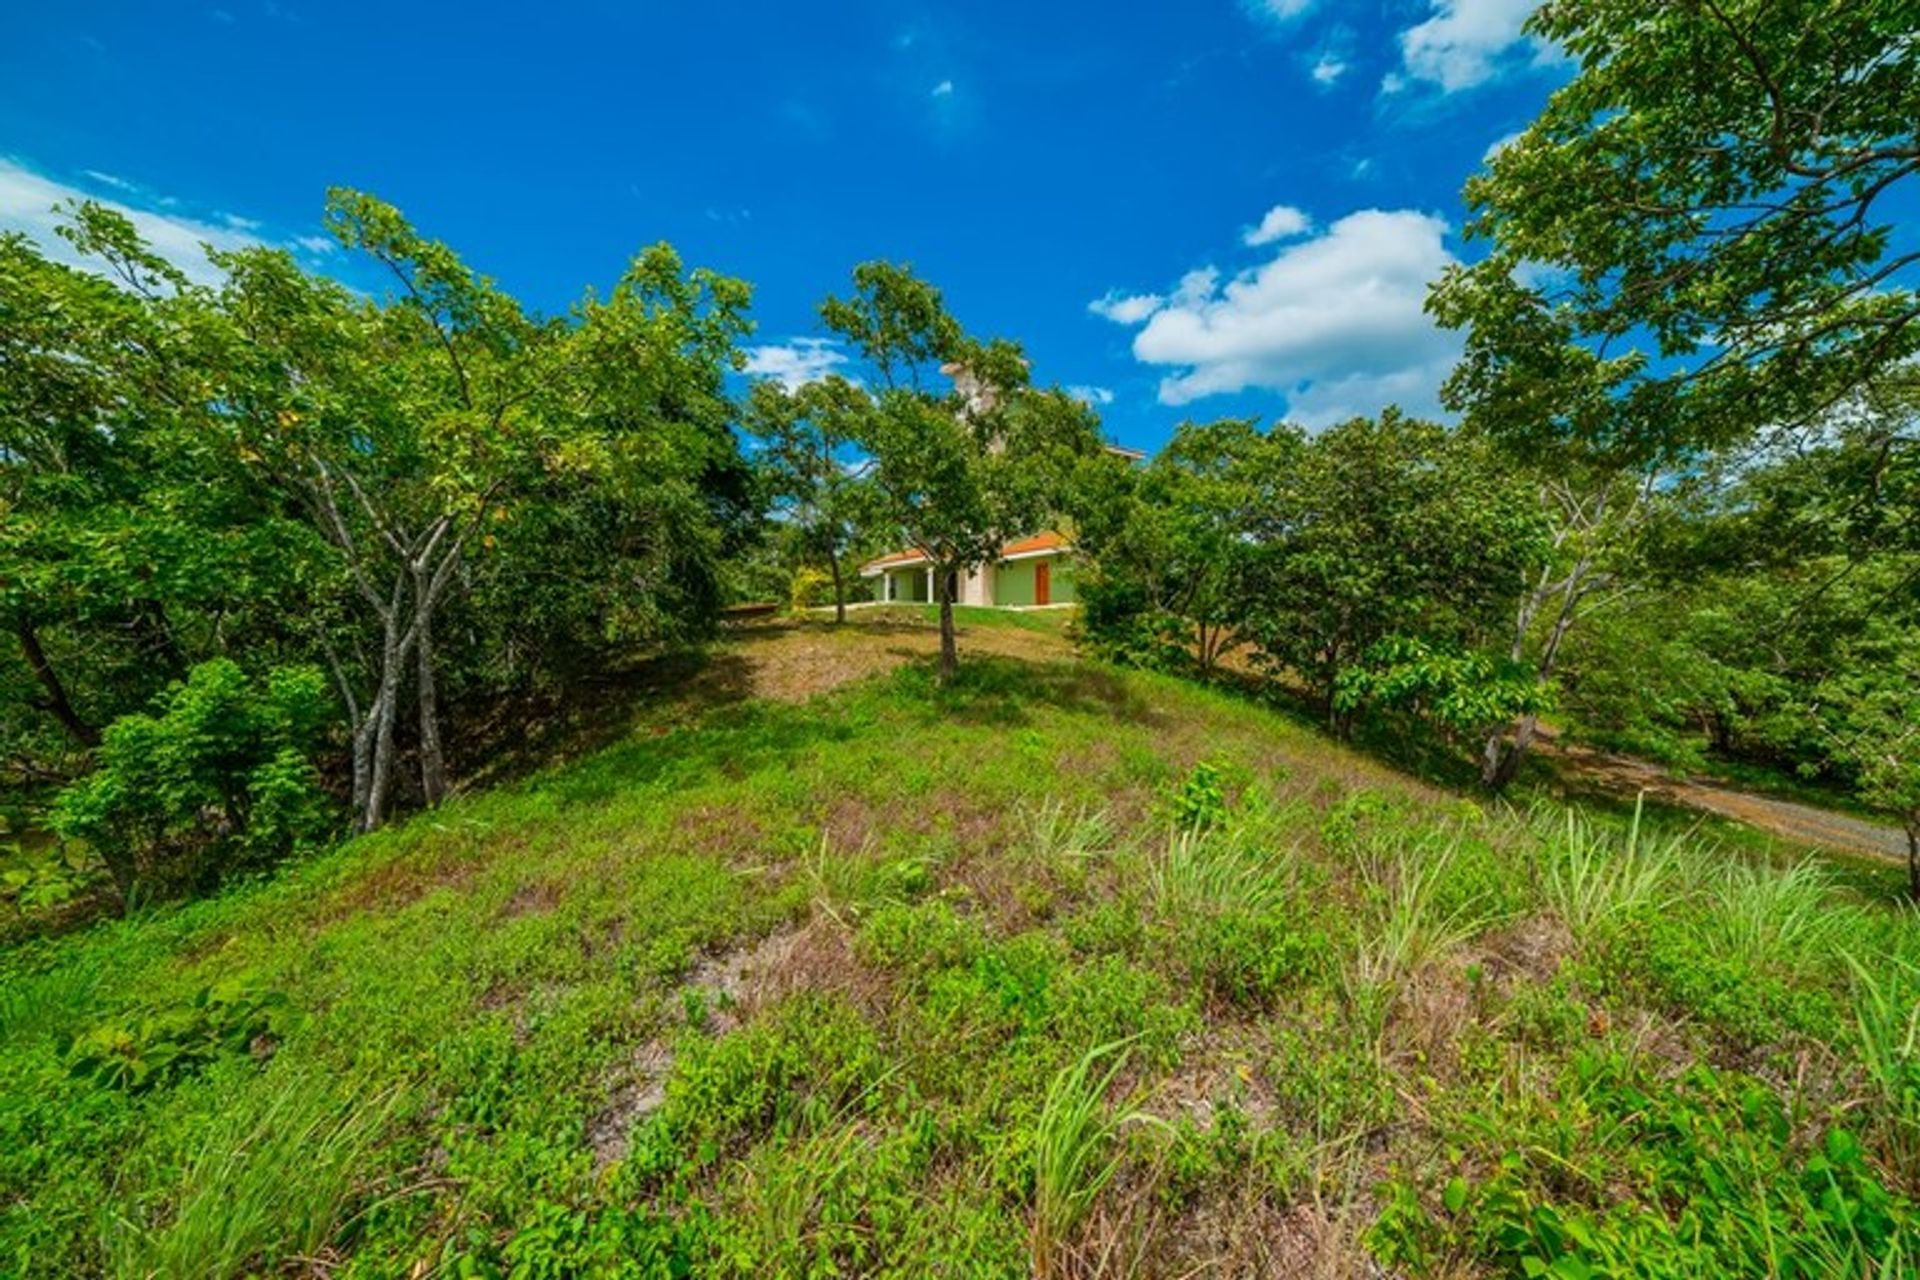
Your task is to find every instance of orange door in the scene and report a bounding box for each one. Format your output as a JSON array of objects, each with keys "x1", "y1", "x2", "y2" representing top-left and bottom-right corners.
[{"x1": 1034, "y1": 560, "x2": 1051, "y2": 606}]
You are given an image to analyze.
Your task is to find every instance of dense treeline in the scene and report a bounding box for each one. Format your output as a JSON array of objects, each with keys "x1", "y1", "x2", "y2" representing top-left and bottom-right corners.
[
  {"x1": 6, "y1": 0, "x2": 1919, "y2": 910},
  {"x1": 1, "y1": 211, "x2": 1103, "y2": 907}
]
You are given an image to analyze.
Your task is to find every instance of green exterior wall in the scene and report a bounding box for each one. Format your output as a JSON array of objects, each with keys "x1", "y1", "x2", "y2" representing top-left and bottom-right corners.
[
  {"x1": 883, "y1": 567, "x2": 930, "y2": 602},
  {"x1": 993, "y1": 554, "x2": 1077, "y2": 606}
]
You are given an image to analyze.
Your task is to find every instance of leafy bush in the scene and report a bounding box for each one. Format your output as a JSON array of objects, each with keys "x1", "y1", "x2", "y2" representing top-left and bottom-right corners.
[
  {"x1": 1167, "y1": 759, "x2": 1233, "y2": 832},
  {"x1": 60, "y1": 980, "x2": 294, "y2": 1093},
  {"x1": 50, "y1": 659, "x2": 336, "y2": 902},
  {"x1": 1369, "y1": 1060, "x2": 1919, "y2": 1278}
]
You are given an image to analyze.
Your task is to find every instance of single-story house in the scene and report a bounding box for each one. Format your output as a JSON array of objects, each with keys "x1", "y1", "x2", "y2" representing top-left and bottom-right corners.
[{"x1": 862, "y1": 531, "x2": 1081, "y2": 609}]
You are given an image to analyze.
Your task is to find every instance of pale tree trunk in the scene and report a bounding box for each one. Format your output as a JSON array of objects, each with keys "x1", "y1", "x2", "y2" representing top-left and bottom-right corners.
[
  {"x1": 360, "y1": 604, "x2": 409, "y2": 833},
  {"x1": 1479, "y1": 474, "x2": 1649, "y2": 792},
  {"x1": 412, "y1": 566, "x2": 449, "y2": 808},
  {"x1": 1480, "y1": 570, "x2": 1583, "y2": 791}
]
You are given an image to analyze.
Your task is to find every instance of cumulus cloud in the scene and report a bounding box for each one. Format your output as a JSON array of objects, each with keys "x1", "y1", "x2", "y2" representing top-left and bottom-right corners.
[
  {"x1": 1089, "y1": 291, "x2": 1165, "y2": 325},
  {"x1": 741, "y1": 338, "x2": 851, "y2": 390},
  {"x1": 1310, "y1": 54, "x2": 1348, "y2": 85},
  {"x1": 1482, "y1": 129, "x2": 1525, "y2": 161},
  {"x1": 0, "y1": 156, "x2": 329, "y2": 287},
  {"x1": 1066, "y1": 385, "x2": 1115, "y2": 406},
  {"x1": 1090, "y1": 208, "x2": 1462, "y2": 427},
  {"x1": 1395, "y1": 0, "x2": 1551, "y2": 92},
  {"x1": 1244, "y1": 204, "x2": 1312, "y2": 247},
  {"x1": 1243, "y1": 0, "x2": 1315, "y2": 22}
]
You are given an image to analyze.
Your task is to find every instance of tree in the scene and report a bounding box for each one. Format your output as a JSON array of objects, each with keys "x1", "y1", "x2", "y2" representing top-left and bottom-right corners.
[
  {"x1": 1477, "y1": 459, "x2": 1661, "y2": 789},
  {"x1": 1817, "y1": 637, "x2": 1920, "y2": 900},
  {"x1": 819, "y1": 263, "x2": 1101, "y2": 680},
  {"x1": 1072, "y1": 418, "x2": 1267, "y2": 675},
  {"x1": 211, "y1": 193, "x2": 555, "y2": 828},
  {"x1": 1233, "y1": 411, "x2": 1546, "y2": 734},
  {"x1": 0, "y1": 213, "x2": 323, "y2": 782},
  {"x1": 12, "y1": 191, "x2": 753, "y2": 841},
  {"x1": 741, "y1": 377, "x2": 874, "y2": 623},
  {"x1": 1431, "y1": 0, "x2": 1920, "y2": 468}
]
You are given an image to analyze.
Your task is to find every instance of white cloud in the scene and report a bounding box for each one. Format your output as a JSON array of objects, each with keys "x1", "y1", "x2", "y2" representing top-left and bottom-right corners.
[
  {"x1": 1243, "y1": 0, "x2": 1315, "y2": 22},
  {"x1": 1066, "y1": 385, "x2": 1115, "y2": 406},
  {"x1": 1, "y1": 157, "x2": 270, "y2": 287},
  {"x1": 1310, "y1": 54, "x2": 1348, "y2": 85},
  {"x1": 80, "y1": 168, "x2": 135, "y2": 191},
  {"x1": 742, "y1": 338, "x2": 851, "y2": 390},
  {"x1": 0, "y1": 157, "x2": 333, "y2": 287},
  {"x1": 1482, "y1": 129, "x2": 1523, "y2": 161},
  {"x1": 1395, "y1": 0, "x2": 1547, "y2": 92},
  {"x1": 1089, "y1": 291, "x2": 1165, "y2": 325},
  {"x1": 1244, "y1": 204, "x2": 1312, "y2": 246},
  {"x1": 931, "y1": 79, "x2": 954, "y2": 98},
  {"x1": 1092, "y1": 207, "x2": 1462, "y2": 427}
]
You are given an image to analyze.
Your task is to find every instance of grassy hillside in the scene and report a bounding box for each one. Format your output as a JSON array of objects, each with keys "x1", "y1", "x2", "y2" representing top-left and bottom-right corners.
[{"x1": 3, "y1": 617, "x2": 1917, "y2": 1277}]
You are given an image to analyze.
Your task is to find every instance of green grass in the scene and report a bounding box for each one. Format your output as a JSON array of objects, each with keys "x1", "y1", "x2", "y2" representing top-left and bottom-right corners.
[{"x1": 3, "y1": 625, "x2": 1918, "y2": 1277}]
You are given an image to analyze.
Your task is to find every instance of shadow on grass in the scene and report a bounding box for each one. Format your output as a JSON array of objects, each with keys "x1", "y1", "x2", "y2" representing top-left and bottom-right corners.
[{"x1": 888, "y1": 655, "x2": 1168, "y2": 730}]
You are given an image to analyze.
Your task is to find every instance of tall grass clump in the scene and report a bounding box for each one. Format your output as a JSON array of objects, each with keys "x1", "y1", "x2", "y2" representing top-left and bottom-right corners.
[
  {"x1": 1351, "y1": 832, "x2": 1500, "y2": 995},
  {"x1": 1532, "y1": 797, "x2": 1684, "y2": 941},
  {"x1": 1847, "y1": 952, "x2": 1920, "y2": 1175},
  {"x1": 1030, "y1": 1039, "x2": 1163, "y2": 1279},
  {"x1": 1145, "y1": 826, "x2": 1288, "y2": 921},
  {"x1": 1019, "y1": 797, "x2": 1116, "y2": 867},
  {"x1": 103, "y1": 1072, "x2": 397, "y2": 1280},
  {"x1": 1706, "y1": 858, "x2": 1839, "y2": 973}
]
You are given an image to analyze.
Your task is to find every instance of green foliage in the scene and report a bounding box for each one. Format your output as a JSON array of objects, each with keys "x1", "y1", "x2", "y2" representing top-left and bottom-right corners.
[
  {"x1": 1432, "y1": 0, "x2": 1920, "y2": 467},
  {"x1": 1369, "y1": 1059, "x2": 1918, "y2": 1279},
  {"x1": 1336, "y1": 635, "x2": 1552, "y2": 745},
  {"x1": 104, "y1": 1072, "x2": 394, "y2": 1280},
  {"x1": 60, "y1": 980, "x2": 292, "y2": 1093},
  {"x1": 1167, "y1": 759, "x2": 1232, "y2": 832},
  {"x1": 50, "y1": 659, "x2": 334, "y2": 901},
  {"x1": 1029, "y1": 1039, "x2": 1161, "y2": 1277}
]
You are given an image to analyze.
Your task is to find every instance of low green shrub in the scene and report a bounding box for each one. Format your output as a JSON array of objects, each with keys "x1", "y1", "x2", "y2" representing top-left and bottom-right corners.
[{"x1": 50, "y1": 660, "x2": 335, "y2": 904}]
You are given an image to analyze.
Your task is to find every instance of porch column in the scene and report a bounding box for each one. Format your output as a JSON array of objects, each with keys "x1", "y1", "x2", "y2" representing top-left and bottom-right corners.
[{"x1": 925, "y1": 566, "x2": 933, "y2": 602}]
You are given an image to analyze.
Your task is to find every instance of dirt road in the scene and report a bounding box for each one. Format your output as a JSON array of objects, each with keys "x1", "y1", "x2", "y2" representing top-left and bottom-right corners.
[{"x1": 1550, "y1": 741, "x2": 1911, "y2": 864}]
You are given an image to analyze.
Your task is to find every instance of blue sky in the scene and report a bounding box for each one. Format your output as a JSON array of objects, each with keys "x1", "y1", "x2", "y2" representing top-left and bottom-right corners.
[{"x1": 1, "y1": 0, "x2": 1568, "y2": 452}]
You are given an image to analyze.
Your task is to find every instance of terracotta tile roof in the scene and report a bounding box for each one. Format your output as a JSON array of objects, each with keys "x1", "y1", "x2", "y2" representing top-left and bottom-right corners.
[
  {"x1": 999, "y1": 531, "x2": 1071, "y2": 557},
  {"x1": 863, "y1": 547, "x2": 930, "y2": 570},
  {"x1": 860, "y1": 529, "x2": 1074, "y2": 574}
]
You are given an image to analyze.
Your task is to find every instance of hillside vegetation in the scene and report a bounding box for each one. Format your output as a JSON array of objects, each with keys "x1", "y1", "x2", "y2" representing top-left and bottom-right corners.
[{"x1": 4, "y1": 615, "x2": 1917, "y2": 1278}]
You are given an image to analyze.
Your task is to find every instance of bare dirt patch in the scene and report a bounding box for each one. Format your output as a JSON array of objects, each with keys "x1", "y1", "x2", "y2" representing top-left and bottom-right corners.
[
  {"x1": 587, "y1": 917, "x2": 890, "y2": 1167},
  {"x1": 714, "y1": 615, "x2": 1076, "y2": 705}
]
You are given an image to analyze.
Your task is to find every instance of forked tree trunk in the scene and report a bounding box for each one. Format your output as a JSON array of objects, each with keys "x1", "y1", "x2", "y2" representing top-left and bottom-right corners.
[
  {"x1": 359, "y1": 613, "x2": 408, "y2": 834},
  {"x1": 412, "y1": 579, "x2": 448, "y2": 808}
]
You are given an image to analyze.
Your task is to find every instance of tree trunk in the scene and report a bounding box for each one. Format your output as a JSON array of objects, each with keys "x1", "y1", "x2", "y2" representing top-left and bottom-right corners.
[
  {"x1": 413, "y1": 588, "x2": 449, "y2": 808},
  {"x1": 359, "y1": 608, "x2": 408, "y2": 834},
  {"x1": 829, "y1": 553, "x2": 847, "y2": 625},
  {"x1": 1480, "y1": 711, "x2": 1540, "y2": 791},
  {"x1": 15, "y1": 616, "x2": 99, "y2": 748},
  {"x1": 936, "y1": 567, "x2": 958, "y2": 683},
  {"x1": 1906, "y1": 818, "x2": 1920, "y2": 903}
]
